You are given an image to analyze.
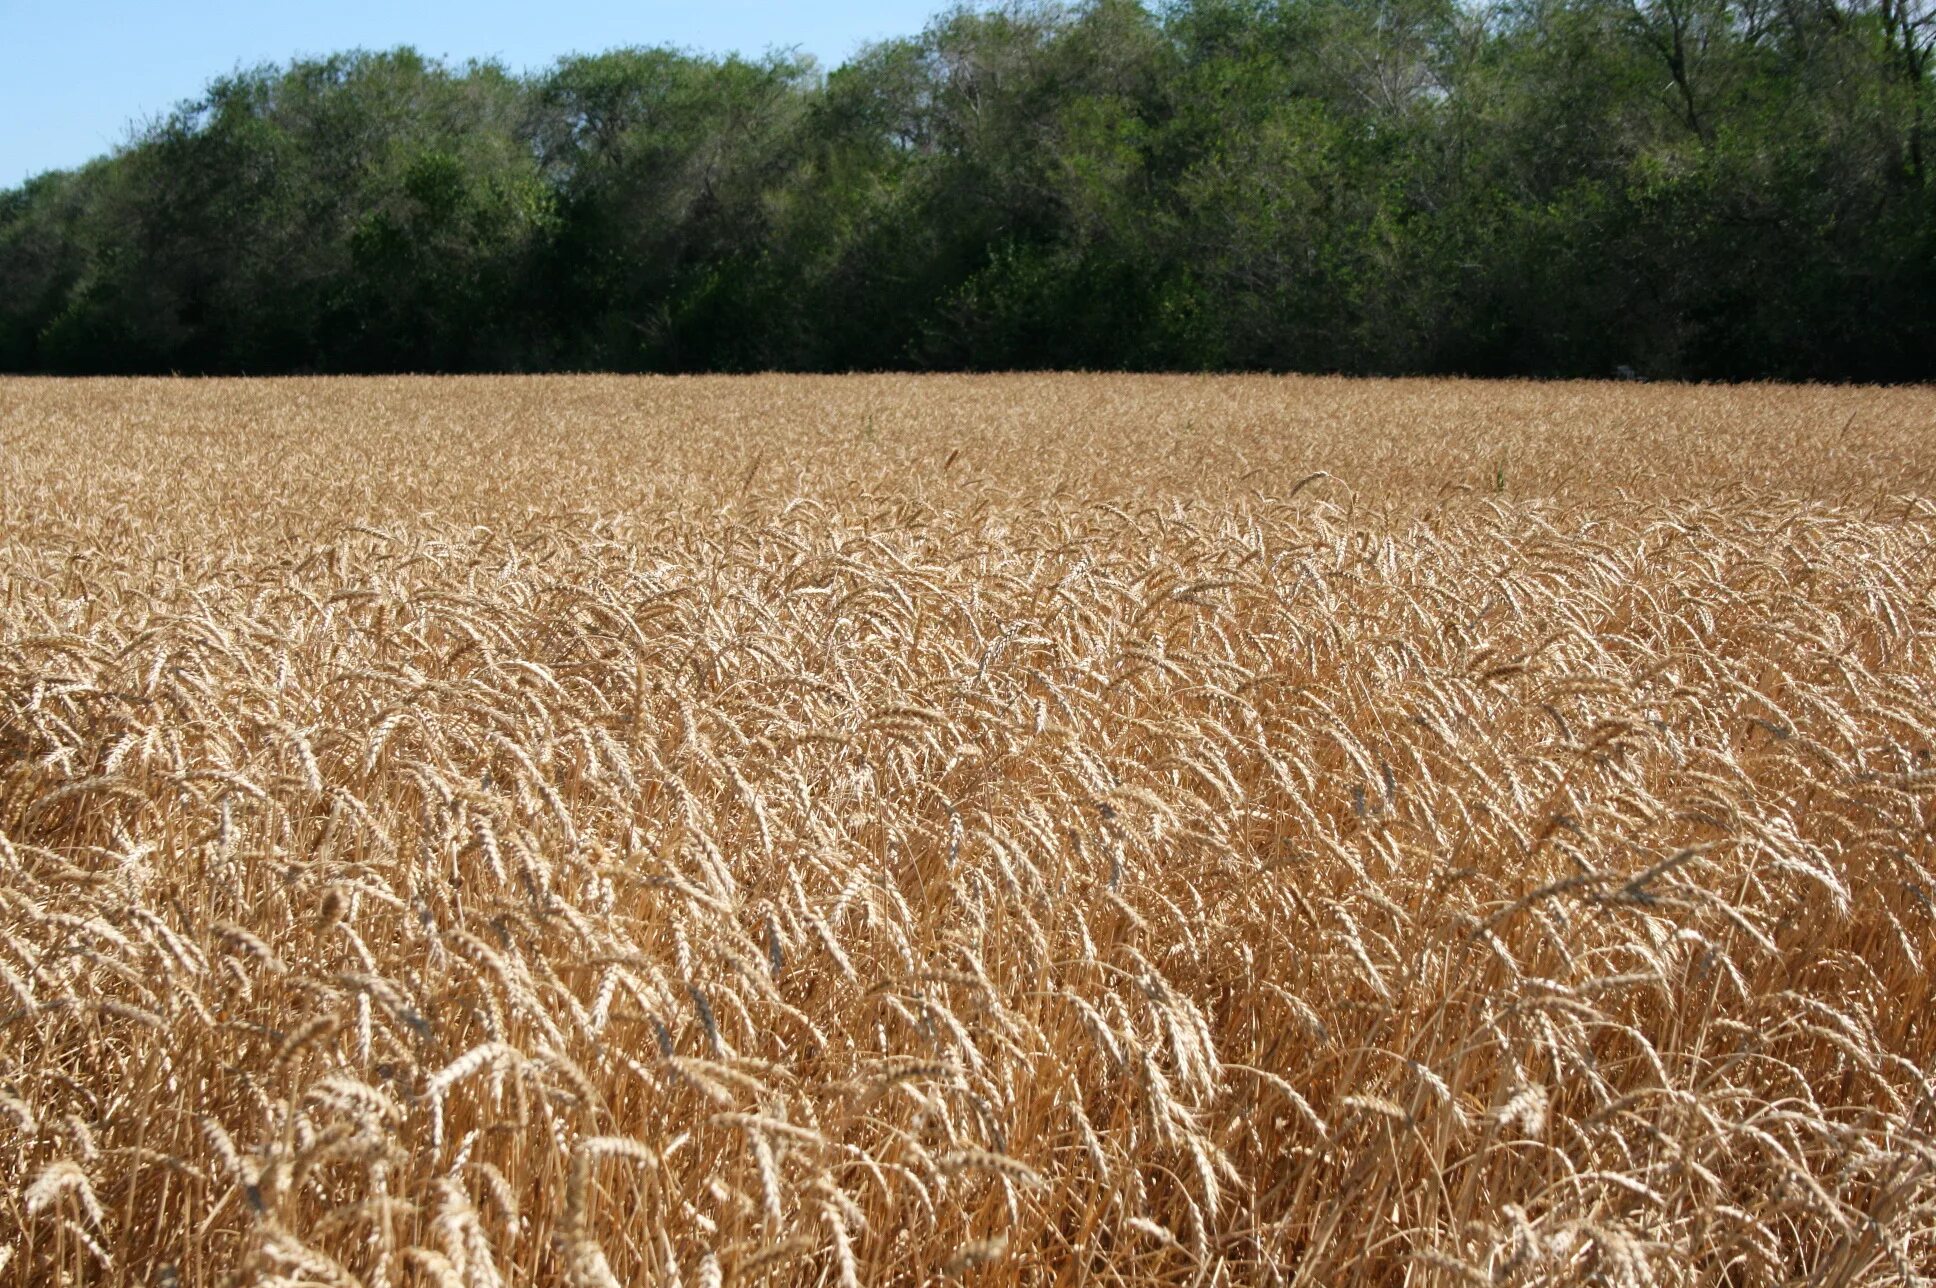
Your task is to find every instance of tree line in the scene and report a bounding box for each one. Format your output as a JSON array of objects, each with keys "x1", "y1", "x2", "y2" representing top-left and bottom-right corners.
[{"x1": 2, "y1": 0, "x2": 1931, "y2": 379}]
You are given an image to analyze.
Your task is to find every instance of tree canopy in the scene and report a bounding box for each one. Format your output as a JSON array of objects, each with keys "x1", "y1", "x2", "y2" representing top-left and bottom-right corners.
[{"x1": 3, "y1": 0, "x2": 1931, "y2": 379}]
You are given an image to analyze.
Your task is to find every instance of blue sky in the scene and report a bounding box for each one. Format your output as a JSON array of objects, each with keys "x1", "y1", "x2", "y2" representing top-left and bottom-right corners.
[{"x1": 0, "y1": 0, "x2": 948, "y2": 186}]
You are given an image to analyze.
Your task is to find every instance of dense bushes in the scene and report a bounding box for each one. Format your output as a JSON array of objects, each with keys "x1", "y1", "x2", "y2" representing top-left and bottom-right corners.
[{"x1": 2, "y1": 0, "x2": 1931, "y2": 379}]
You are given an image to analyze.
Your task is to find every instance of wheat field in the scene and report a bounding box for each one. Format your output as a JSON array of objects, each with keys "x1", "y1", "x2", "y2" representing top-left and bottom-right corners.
[{"x1": 3, "y1": 375, "x2": 1935, "y2": 1286}]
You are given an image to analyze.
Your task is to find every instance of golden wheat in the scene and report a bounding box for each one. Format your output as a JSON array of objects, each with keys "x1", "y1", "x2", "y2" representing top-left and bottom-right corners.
[{"x1": 1, "y1": 374, "x2": 1934, "y2": 1284}]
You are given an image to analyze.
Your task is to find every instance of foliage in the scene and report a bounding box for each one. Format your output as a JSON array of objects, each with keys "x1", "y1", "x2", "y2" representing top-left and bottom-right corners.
[{"x1": 1, "y1": 0, "x2": 1932, "y2": 377}]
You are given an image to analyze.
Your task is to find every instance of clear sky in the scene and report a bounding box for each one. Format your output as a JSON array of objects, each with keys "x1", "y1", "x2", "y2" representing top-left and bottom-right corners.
[{"x1": 0, "y1": 0, "x2": 949, "y2": 186}]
